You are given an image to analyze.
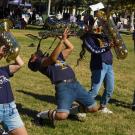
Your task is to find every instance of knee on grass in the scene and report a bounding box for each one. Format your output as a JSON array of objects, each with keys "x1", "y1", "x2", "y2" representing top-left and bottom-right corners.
[
  {"x1": 87, "y1": 105, "x2": 99, "y2": 113},
  {"x1": 55, "y1": 112, "x2": 69, "y2": 120}
]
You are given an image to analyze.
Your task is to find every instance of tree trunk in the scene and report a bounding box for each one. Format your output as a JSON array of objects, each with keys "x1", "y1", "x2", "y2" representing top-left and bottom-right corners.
[
  {"x1": 130, "y1": 11, "x2": 134, "y2": 32},
  {"x1": 48, "y1": 0, "x2": 51, "y2": 16}
]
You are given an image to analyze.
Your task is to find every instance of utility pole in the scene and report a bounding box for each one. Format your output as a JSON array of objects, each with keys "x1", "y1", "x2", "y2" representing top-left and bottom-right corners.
[{"x1": 48, "y1": 0, "x2": 51, "y2": 16}]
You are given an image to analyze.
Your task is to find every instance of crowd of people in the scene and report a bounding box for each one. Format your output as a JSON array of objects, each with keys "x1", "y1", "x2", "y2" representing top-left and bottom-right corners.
[
  {"x1": 0, "y1": 6, "x2": 134, "y2": 135},
  {"x1": 0, "y1": 5, "x2": 44, "y2": 30},
  {"x1": 0, "y1": 11, "x2": 116, "y2": 133},
  {"x1": 28, "y1": 13, "x2": 116, "y2": 125}
]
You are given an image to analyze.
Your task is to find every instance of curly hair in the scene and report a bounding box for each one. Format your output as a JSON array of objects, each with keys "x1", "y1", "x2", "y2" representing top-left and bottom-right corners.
[
  {"x1": 77, "y1": 40, "x2": 87, "y2": 66},
  {"x1": 28, "y1": 56, "x2": 42, "y2": 72},
  {"x1": 28, "y1": 50, "x2": 44, "y2": 72},
  {"x1": 77, "y1": 15, "x2": 95, "y2": 66}
]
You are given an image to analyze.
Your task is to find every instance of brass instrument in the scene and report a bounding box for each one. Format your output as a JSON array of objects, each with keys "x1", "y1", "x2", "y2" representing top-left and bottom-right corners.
[
  {"x1": 0, "y1": 19, "x2": 20, "y2": 62},
  {"x1": 39, "y1": 16, "x2": 85, "y2": 38},
  {"x1": 26, "y1": 16, "x2": 85, "y2": 58},
  {"x1": 96, "y1": 11, "x2": 128, "y2": 60}
]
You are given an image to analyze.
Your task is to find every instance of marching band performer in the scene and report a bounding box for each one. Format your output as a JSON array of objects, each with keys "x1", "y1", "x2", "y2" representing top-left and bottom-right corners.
[
  {"x1": 0, "y1": 45, "x2": 28, "y2": 135},
  {"x1": 28, "y1": 28, "x2": 99, "y2": 127},
  {"x1": 77, "y1": 14, "x2": 115, "y2": 114}
]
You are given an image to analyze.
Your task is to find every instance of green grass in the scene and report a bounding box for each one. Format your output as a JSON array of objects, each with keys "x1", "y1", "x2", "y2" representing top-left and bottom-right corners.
[{"x1": 5, "y1": 29, "x2": 135, "y2": 135}]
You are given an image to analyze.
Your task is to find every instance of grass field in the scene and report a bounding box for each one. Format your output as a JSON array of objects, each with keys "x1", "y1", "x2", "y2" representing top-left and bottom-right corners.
[{"x1": 4, "y1": 28, "x2": 135, "y2": 135}]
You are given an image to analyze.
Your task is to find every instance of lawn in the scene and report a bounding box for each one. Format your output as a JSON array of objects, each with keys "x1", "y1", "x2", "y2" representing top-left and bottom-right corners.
[{"x1": 4, "y1": 28, "x2": 135, "y2": 135}]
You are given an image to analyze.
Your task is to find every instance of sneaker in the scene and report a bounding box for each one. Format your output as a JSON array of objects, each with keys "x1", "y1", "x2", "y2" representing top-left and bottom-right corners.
[
  {"x1": 69, "y1": 112, "x2": 87, "y2": 122},
  {"x1": 37, "y1": 110, "x2": 49, "y2": 119},
  {"x1": 37, "y1": 110, "x2": 56, "y2": 128},
  {"x1": 99, "y1": 107, "x2": 113, "y2": 114},
  {"x1": 0, "y1": 128, "x2": 8, "y2": 135},
  {"x1": 69, "y1": 103, "x2": 86, "y2": 122},
  {"x1": 75, "y1": 113, "x2": 87, "y2": 122}
]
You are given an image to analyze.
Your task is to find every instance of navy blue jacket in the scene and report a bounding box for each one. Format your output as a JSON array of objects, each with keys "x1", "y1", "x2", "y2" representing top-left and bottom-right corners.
[{"x1": 84, "y1": 33, "x2": 113, "y2": 70}]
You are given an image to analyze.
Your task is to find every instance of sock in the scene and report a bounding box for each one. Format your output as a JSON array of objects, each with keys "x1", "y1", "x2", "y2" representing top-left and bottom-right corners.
[
  {"x1": 37, "y1": 110, "x2": 49, "y2": 119},
  {"x1": 49, "y1": 110, "x2": 56, "y2": 120},
  {"x1": 37, "y1": 109, "x2": 56, "y2": 119}
]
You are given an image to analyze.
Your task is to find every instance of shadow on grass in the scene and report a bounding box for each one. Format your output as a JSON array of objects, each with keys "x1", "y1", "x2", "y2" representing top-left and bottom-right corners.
[
  {"x1": 16, "y1": 103, "x2": 55, "y2": 128},
  {"x1": 16, "y1": 103, "x2": 38, "y2": 118},
  {"x1": 16, "y1": 89, "x2": 56, "y2": 105},
  {"x1": 28, "y1": 43, "x2": 36, "y2": 47},
  {"x1": 96, "y1": 95, "x2": 132, "y2": 109}
]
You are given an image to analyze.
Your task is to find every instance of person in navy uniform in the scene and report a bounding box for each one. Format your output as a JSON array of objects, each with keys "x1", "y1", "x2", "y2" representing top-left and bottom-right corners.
[
  {"x1": 28, "y1": 28, "x2": 98, "y2": 126},
  {"x1": 77, "y1": 15, "x2": 114, "y2": 114},
  {"x1": 0, "y1": 45, "x2": 28, "y2": 135}
]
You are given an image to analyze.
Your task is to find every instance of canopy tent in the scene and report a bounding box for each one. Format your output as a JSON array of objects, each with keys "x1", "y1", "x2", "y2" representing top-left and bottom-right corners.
[
  {"x1": 8, "y1": 0, "x2": 32, "y2": 7},
  {"x1": 8, "y1": 0, "x2": 22, "y2": 5},
  {"x1": 19, "y1": 3, "x2": 32, "y2": 7}
]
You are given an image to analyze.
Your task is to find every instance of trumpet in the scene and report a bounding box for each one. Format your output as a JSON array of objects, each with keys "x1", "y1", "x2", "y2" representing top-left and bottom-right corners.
[{"x1": 0, "y1": 19, "x2": 20, "y2": 62}]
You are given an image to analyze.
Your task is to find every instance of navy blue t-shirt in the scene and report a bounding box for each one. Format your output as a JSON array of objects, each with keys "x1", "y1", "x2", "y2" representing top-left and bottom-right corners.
[
  {"x1": 84, "y1": 33, "x2": 113, "y2": 70},
  {"x1": 0, "y1": 66, "x2": 14, "y2": 104},
  {"x1": 39, "y1": 53, "x2": 75, "y2": 84}
]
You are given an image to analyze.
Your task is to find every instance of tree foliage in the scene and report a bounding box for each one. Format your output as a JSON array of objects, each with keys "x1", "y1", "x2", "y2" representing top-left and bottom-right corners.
[{"x1": 29, "y1": 0, "x2": 135, "y2": 11}]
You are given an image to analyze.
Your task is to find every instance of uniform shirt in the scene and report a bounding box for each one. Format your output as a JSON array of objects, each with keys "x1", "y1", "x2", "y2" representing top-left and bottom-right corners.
[
  {"x1": 84, "y1": 33, "x2": 113, "y2": 70},
  {"x1": 0, "y1": 66, "x2": 14, "y2": 104},
  {"x1": 39, "y1": 53, "x2": 75, "y2": 84}
]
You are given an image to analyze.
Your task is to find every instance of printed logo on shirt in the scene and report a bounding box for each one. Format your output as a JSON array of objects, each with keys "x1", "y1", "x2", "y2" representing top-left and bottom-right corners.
[
  {"x1": 55, "y1": 60, "x2": 68, "y2": 69},
  {"x1": 0, "y1": 75, "x2": 10, "y2": 88}
]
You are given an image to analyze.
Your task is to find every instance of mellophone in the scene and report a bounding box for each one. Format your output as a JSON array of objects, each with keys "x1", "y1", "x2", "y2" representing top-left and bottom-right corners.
[
  {"x1": 96, "y1": 11, "x2": 128, "y2": 60},
  {"x1": 0, "y1": 19, "x2": 20, "y2": 62}
]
